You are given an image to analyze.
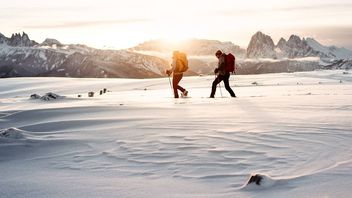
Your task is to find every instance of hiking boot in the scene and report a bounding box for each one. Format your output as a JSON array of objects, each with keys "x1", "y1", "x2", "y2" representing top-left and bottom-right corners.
[{"x1": 181, "y1": 90, "x2": 188, "y2": 97}]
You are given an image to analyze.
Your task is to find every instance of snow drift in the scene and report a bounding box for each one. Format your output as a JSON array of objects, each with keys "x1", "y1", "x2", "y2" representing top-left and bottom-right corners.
[{"x1": 0, "y1": 70, "x2": 352, "y2": 197}]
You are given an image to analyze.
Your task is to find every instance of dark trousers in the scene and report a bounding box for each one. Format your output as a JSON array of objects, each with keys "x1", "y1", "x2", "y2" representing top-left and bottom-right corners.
[
  {"x1": 173, "y1": 73, "x2": 185, "y2": 98},
  {"x1": 210, "y1": 73, "x2": 236, "y2": 97}
]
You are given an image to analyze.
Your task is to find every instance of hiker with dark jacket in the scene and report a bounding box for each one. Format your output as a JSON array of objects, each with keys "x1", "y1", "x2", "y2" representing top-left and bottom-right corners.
[
  {"x1": 166, "y1": 51, "x2": 188, "y2": 98},
  {"x1": 210, "y1": 50, "x2": 236, "y2": 98}
]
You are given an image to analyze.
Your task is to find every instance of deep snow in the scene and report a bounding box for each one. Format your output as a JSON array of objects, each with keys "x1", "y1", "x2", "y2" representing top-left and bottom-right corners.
[{"x1": 0, "y1": 70, "x2": 352, "y2": 197}]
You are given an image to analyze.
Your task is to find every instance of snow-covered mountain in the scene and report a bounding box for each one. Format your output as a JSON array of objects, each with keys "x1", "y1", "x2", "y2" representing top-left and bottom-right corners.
[
  {"x1": 130, "y1": 39, "x2": 246, "y2": 57},
  {"x1": 0, "y1": 32, "x2": 173, "y2": 78},
  {"x1": 247, "y1": 31, "x2": 352, "y2": 60},
  {"x1": 244, "y1": 31, "x2": 352, "y2": 73},
  {"x1": 1, "y1": 32, "x2": 351, "y2": 78},
  {"x1": 305, "y1": 38, "x2": 352, "y2": 59}
]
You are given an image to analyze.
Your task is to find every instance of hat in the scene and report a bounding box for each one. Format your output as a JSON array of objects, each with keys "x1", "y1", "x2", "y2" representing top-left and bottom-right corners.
[{"x1": 215, "y1": 50, "x2": 222, "y2": 56}]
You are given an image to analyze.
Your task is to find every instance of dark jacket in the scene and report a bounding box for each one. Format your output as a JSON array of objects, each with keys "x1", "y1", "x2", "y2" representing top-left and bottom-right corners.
[{"x1": 217, "y1": 54, "x2": 228, "y2": 76}]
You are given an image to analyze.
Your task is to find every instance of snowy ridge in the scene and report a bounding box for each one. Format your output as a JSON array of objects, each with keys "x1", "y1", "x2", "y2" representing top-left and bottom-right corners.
[{"x1": 306, "y1": 38, "x2": 352, "y2": 60}]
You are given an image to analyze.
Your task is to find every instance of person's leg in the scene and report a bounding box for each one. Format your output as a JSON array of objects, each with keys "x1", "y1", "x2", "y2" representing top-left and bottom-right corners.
[
  {"x1": 173, "y1": 74, "x2": 182, "y2": 98},
  {"x1": 176, "y1": 73, "x2": 185, "y2": 92},
  {"x1": 223, "y1": 73, "x2": 236, "y2": 97},
  {"x1": 210, "y1": 75, "x2": 223, "y2": 98}
]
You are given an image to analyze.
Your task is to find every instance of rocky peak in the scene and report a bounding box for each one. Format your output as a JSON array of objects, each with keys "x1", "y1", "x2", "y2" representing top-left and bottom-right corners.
[
  {"x1": 0, "y1": 33, "x2": 7, "y2": 44},
  {"x1": 41, "y1": 38, "x2": 63, "y2": 47},
  {"x1": 286, "y1": 35, "x2": 307, "y2": 49},
  {"x1": 8, "y1": 32, "x2": 37, "y2": 47},
  {"x1": 246, "y1": 31, "x2": 276, "y2": 58},
  {"x1": 287, "y1": 35, "x2": 301, "y2": 43},
  {"x1": 276, "y1": 38, "x2": 287, "y2": 49}
]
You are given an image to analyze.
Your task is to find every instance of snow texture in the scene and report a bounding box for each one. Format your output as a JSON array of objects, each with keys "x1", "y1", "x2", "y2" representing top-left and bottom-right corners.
[{"x1": 0, "y1": 70, "x2": 352, "y2": 197}]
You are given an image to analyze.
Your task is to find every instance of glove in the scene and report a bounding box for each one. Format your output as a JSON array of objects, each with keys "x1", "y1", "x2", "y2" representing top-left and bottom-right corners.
[
  {"x1": 165, "y1": 70, "x2": 172, "y2": 76},
  {"x1": 214, "y1": 68, "x2": 219, "y2": 74}
]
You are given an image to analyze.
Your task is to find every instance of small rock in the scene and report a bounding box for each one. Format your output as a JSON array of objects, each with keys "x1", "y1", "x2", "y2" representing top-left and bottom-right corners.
[
  {"x1": 40, "y1": 92, "x2": 62, "y2": 101},
  {"x1": 30, "y1": 94, "x2": 41, "y2": 99},
  {"x1": 247, "y1": 174, "x2": 263, "y2": 185},
  {"x1": 88, "y1": 92, "x2": 95, "y2": 97}
]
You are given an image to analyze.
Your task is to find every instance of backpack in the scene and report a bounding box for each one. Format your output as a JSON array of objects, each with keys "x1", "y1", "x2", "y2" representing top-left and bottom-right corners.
[
  {"x1": 225, "y1": 53, "x2": 236, "y2": 74},
  {"x1": 177, "y1": 52, "x2": 188, "y2": 73}
]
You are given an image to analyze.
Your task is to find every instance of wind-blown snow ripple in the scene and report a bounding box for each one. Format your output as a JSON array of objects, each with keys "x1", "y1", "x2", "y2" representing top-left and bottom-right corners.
[{"x1": 9, "y1": 105, "x2": 347, "y2": 189}]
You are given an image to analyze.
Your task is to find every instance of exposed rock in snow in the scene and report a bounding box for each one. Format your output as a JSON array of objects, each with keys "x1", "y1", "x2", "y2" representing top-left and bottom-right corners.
[
  {"x1": 242, "y1": 174, "x2": 276, "y2": 190},
  {"x1": 40, "y1": 92, "x2": 64, "y2": 101},
  {"x1": 30, "y1": 92, "x2": 64, "y2": 101},
  {"x1": 30, "y1": 94, "x2": 41, "y2": 99},
  {"x1": 0, "y1": 128, "x2": 25, "y2": 139}
]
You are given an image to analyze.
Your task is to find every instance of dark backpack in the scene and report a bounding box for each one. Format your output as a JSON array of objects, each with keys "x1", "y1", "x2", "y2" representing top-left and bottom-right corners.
[{"x1": 225, "y1": 53, "x2": 236, "y2": 74}]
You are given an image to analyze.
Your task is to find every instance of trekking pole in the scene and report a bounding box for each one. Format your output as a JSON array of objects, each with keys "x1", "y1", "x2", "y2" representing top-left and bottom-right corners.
[
  {"x1": 219, "y1": 82, "x2": 223, "y2": 98},
  {"x1": 168, "y1": 75, "x2": 173, "y2": 96}
]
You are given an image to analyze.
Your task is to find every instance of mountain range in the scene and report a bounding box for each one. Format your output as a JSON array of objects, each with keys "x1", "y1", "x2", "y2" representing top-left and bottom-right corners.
[
  {"x1": 247, "y1": 31, "x2": 352, "y2": 60},
  {"x1": 0, "y1": 31, "x2": 351, "y2": 78},
  {"x1": 0, "y1": 32, "x2": 173, "y2": 78}
]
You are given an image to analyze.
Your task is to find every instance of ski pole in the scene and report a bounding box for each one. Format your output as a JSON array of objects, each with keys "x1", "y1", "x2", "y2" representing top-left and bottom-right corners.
[
  {"x1": 168, "y1": 75, "x2": 173, "y2": 96},
  {"x1": 219, "y1": 82, "x2": 223, "y2": 98}
]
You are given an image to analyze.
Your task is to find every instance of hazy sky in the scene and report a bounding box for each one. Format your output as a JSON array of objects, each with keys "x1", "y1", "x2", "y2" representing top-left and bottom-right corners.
[{"x1": 1, "y1": 0, "x2": 352, "y2": 49}]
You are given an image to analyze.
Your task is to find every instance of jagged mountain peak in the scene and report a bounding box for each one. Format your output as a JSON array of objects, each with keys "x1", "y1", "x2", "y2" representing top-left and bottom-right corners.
[
  {"x1": 246, "y1": 31, "x2": 276, "y2": 58},
  {"x1": 288, "y1": 35, "x2": 302, "y2": 43},
  {"x1": 252, "y1": 31, "x2": 266, "y2": 37},
  {"x1": 247, "y1": 31, "x2": 352, "y2": 60},
  {"x1": 277, "y1": 38, "x2": 287, "y2": 49},
  {"x1": 1, "y1": 32, "x2": 38, "y2": 47}
]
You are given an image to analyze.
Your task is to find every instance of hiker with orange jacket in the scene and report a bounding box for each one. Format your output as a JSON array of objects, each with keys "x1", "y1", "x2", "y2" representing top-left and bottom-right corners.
[
  {"x1": 210, "y1": 50, "x2": 236, "y2": 98},
  {"x1": 166, "y1": 51, "x2": 188, "y2": 98}
]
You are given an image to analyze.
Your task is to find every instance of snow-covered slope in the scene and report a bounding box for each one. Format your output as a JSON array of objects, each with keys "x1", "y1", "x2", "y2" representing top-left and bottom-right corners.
[
  {"x1": 0, "y1": 70, "x2": 352, "y2": 197},
  {"x1": 306, "y1": 38, "x2": 352, "y2": 60}
]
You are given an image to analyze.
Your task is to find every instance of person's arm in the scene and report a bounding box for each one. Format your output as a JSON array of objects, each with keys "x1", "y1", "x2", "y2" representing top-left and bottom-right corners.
[
  {"x1": 214, "y1": 55, "x2": 225, "y2": 74},
  {"x1": 166, "y1": 59, "x2": 177, "y2": 76},
  {"x1": 218, "y1": 55, "x2": 226, "y2": 71}
]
